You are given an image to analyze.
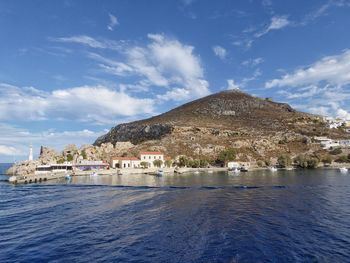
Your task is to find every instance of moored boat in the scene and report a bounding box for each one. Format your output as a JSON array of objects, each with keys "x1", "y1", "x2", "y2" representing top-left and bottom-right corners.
[
  {"x1": 269, "y1": 167, "x2": 278, "y2": 172},
  {"x1": 339, "y1": 167, "x2": 348, "y2": 173}
]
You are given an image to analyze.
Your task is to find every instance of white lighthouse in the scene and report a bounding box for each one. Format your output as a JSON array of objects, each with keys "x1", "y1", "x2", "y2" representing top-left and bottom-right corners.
[{"x1": 29, "y1": 144, "x2": 33, "y2": 161}]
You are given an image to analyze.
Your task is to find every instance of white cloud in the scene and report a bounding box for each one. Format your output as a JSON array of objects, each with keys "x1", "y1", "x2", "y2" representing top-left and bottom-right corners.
[
  {"x1": 91, "y1": 34, "x2": 209, "y2": 101},
  {"x1": 241, "y1": 57, "x2": 264, "y2": 67},
  {"x1": 50, "y1": 35, "x2": 123, "y2": 51},
  {"x1": 107, "y1": 13, "x2": 119, "y2": 31},
  {"x1": 212, "y1": 45, "x2": 227, "y2": 60},
  {"x1": 225, "y1": 79, "x2": 240, "y2": 90},
  {"x1": 266, "y1": 50, "x2": 350, "y2": 88},
  {"x1": 53, "y1": 33, "x2": 210, "y2": 102},
  {"x1": 265, "y1": 50, "x2": 350, "y2": 119},
  {"x1": 255, "y1": 15, "x2": 290, "y2": 38},
  {"x1": 336, "y1": 108, "x2": 350, "y2": 120},
  {"x1": 0, "y1": 83, "x2": 155, "y2": 124},
  {"x1": 0, "y1": 123, "x2": 108, "y2": 161},
  {"x1": 0, "y1": 145, "x2": 23, "y2": 156}
]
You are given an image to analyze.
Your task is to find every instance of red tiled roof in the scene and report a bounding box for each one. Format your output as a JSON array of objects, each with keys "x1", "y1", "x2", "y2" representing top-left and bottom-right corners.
[
  {"x1": 140, "y1": 151, "x2": 163, "y2": 155},
  {"x1": 112, "y1": 157, "x2": 139, "y2": 161}
]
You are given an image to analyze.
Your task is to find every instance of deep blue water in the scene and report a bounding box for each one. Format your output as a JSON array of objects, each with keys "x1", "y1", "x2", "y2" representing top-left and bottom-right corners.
[{"x1": 1, "y1": 165, "x2": 350, "y2": 262}]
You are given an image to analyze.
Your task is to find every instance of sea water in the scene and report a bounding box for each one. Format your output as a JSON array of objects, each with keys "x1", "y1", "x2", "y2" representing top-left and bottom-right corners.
[{"x1": 1, "y1": 166, "x2": 349, "y2": 262}]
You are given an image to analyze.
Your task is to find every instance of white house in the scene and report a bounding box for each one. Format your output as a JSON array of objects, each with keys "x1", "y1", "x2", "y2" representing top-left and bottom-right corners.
[
  {"x1": 140, "y1": 151, "x2": 164, "y2": 168},
  {"x1": 227, "y1": 162, "x2": 240, "y2": 169},
  {"x1": 112, "y1": 157, "x2": 141, "y2": 169}
]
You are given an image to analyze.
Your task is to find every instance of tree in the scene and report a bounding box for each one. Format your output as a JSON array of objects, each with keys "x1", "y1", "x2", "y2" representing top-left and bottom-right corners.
[
  {"x1": 153, "y1": 159, "x2": 163, "y2": 168},
  {"x1": 256, "y1": 160, "x2": 265, "y2": 167},
  {"x1": 140, "y1": 161, "x2": 149, "y2": 169},
  {"x1": 178, "y1": 156, "x2": 189, "y2": 167},
  {"x1": 191, "y1": 159, "x2": 200, "y2": 168},
  {"x1": 81, "y1": 149, "x2": 87, "y2": 160},
  {"x1": 294, "y1": 154, "x2": 319, "y2": 169},
  {"x1": 217, "y1": 148, "x2": 236, "y2": 166},
  {"x1": 277, "y1": 155, "x2": 292, "y2": 168},
  {"x1": 199, "y1": 159, "x2": 209, "y2": 168},
  {"x1": 321, "y1": 155, "x2": 332, "y2": 164},
  {"x1": 164, "y1": 160, "x2": 173, "y2": 168},
  {"x1": 66, "y1": 154, "x2": 73, "y2": 162}
]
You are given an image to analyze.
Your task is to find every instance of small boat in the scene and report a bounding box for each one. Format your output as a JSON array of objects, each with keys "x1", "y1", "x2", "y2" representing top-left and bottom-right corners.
[
  {"x1": 269, "y1": 167, "x2": 278, "y2": 172},
  {"x1": 156, "y1": 169, "x2": 164, "y2": 176},
  {"x1": 339, "y1": 167, "x2": 348, "y2": 173},
  {"x1": 286, "y1": 167, "x2": 294, "y2": 171},
  {"x1": 194, "y1": 171, "x2": 200, "y2": 174},
  {"x1": 232, "y1": 167, "x2": 240, "y2": 173},
  {"x1": 240, "y1": 167, "x2": 249, "y2": 172},
  {"x1": 90, "y1": 172, "x2": 98, "y2": 177},
  {"x1": 64, "y1": 174, "x2": 71, "y2": 179},
  {"x1": 208, "y1": 170, "x2": 214, "y2": 174}
]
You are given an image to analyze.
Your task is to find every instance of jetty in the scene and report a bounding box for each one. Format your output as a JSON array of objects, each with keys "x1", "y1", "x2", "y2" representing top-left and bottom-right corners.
[{"x1": 9, "y1": 171, "x2": 68, "y2": 184}]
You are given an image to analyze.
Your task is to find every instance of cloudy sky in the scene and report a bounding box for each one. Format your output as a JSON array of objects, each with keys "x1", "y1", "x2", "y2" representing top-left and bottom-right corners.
[{"x1": 1, "y1": 0, "x2": 350, "y2": 162}]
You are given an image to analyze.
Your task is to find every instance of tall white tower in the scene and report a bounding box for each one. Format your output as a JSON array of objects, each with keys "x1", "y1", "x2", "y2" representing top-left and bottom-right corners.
[{"x1": 29, "y1": 144, "x2": 33, "y2": 161}]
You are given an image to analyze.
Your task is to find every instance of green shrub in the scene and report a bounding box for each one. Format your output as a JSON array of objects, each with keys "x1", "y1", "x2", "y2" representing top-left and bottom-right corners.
[
  {"x1": 321, "y1": 155, "x2": 333, "y2": 164},
  {"x1": 164, "y1": 160, "x2": 172, "y2": 168},
  {"x1": 277, "y1": 155, "x2": 292, "y2": 168},
  {"x1": 217, "y1": 148, "x2": 236, "y2": 165},
  {"x1": 335, "y1": 155, "x2": 349, "y2": 163},
  {"x1": 178, "y1": 156, "x2": 189, "y2": 167},
  {"x1": 140, "y1": 161, "x2": 148, "y2": 168},
  {"x1": 329, "y1": 148, "x2": 342, "y2": 155},
  {"x1": 66, "y1": 154, "x2": 73, "y2": 162},
  {"x1": 153, "y1": 159, "x2": 163, "y2": 168},
  {"x1": 199, "y1": 159, "x2": 209, "y2": 168},
  {"x1": 257, "y1": 160, "x2": 265, "y2": 167},
  {"x1": 81, "y1": 150, "x2": 87, "y2": 160},
  {"x1": 294, "y1": 154, "x2": 319, "y2": 169}
]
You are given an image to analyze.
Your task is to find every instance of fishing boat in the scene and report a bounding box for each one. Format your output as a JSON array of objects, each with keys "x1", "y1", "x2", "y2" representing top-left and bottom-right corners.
[
  {"x1": 339, "y1": 167, "x2": 348, "y2": 173},
  {"x1": 232, "y1": 167, "x2": 240, "y2": 173},
  {"x1": 240, "y1": 166, "x2": 249, "y2": 172},
  {"x1": 269, "y1": 167, "x2": 278, "y2": 172}
]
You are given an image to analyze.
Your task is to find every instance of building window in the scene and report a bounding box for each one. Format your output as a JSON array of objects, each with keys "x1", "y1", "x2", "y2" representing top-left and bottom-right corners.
[{"x1": 144, "y1": 156, "x2": 146, "y2": 159}]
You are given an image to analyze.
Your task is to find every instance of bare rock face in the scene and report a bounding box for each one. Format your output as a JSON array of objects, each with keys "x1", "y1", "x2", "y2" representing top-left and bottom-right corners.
[
  {"x1": 6, "y1": 160, "x2": 39, "y2": 176},
  {"x1": 39, "y1": 146, "x2": 60, "y2": 164},
  {"x1": 94, "y1": 123, "x2": 174, "y2": 146}
]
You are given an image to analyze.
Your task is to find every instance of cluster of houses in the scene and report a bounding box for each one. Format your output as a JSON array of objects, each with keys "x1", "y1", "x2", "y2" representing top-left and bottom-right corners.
[
  {"x1": 324, "y1": 117, "x2": 350, "y2": 132},
  {"x1": 314, "y1": 137, "x2": 350, "y2": 150}
]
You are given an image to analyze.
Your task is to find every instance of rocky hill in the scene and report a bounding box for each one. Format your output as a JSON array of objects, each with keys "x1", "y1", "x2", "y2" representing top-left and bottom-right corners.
[{"x1": 94, "y1": 90, "x2": 347, "y2": 161}]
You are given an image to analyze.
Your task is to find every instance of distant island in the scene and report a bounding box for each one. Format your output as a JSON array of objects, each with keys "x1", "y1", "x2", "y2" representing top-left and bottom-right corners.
[{"x1": 7, "y1": 90, "x2": 350, "y2": 177}]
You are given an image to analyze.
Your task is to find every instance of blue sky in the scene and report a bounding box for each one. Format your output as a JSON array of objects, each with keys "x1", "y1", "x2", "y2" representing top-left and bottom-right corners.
[{"x1": 1, "y1": 0, "x2": 350, "y2": 162}]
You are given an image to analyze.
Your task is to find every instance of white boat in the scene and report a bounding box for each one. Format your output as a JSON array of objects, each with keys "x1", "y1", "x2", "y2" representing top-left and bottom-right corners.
[
  {"x1": 208, "y1": 170, "x2": 214, "y2": 174},
  {"x1": 286, "y1": 167, "x2": 294, "y2": 171},
  {"x1": 156, "y1": 169, "x2": 164, "y2": 176},
  {"x1": 90, "y1": 172, "x2": 98, "y2": 177},
  {"x1": 232, "y1": 168, "x2": 240, "y2": 173},
  {"x1": 194, "y1": 171, "x2": 200, "y2": 174},
  {"x1": 339, "y1": 167, "x2": 348, "y2": 173},
  {"x1": 269, "y1": 167, "x2": 278, "y2": 172}
]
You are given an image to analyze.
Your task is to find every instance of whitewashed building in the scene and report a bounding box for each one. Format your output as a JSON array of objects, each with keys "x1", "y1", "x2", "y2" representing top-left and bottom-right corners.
[
  {"x1": 112, "y1": 157, "x2": 141, "y2": 169},
  {"x1": 140, "y1": 151, "x2": 164, "y2": 168},
  {"x1": 227, "y1": 162, "x2": 240, "y2": 169}
]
